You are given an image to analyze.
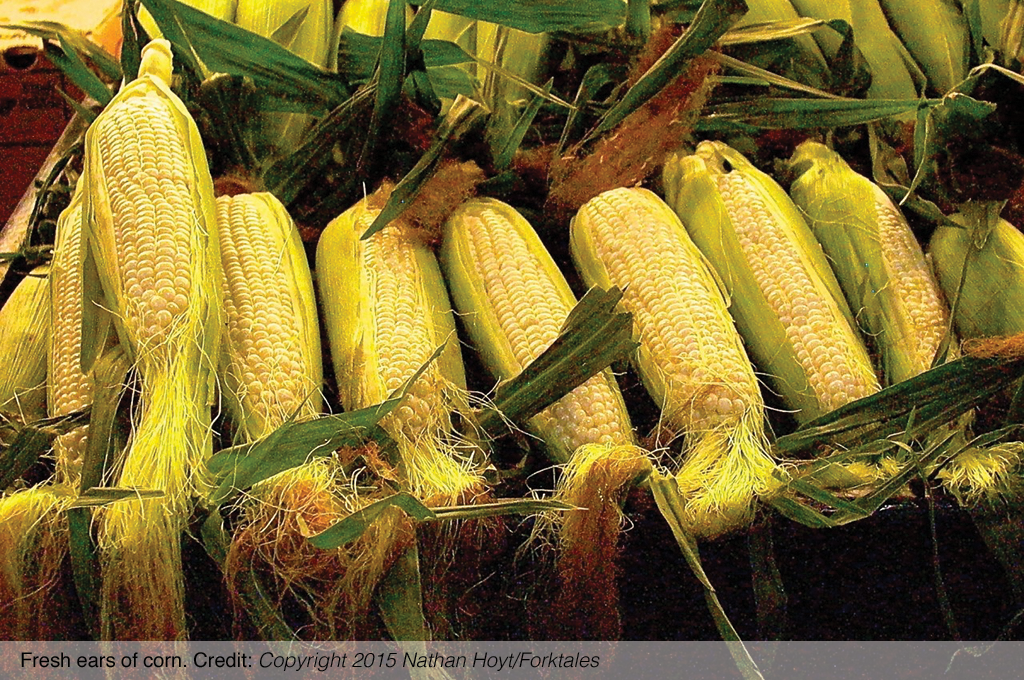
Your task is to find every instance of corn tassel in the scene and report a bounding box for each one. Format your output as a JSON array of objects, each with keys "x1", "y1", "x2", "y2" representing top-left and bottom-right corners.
[
  {"x1": 788, "y1": 141, "x2": 951, "y2": 384},
  {"x1": 82, "y1": 39, "x2": 221, "y2": 640},
  {"x1": 571, "y1": 187, "x2": 777, "y2": 537},
  {"x1": 664, "y1": 141, "x2": 880, "y2": 423}
]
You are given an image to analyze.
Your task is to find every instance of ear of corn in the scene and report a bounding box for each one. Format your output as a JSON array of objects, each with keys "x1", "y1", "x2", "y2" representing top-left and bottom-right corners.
[
  {"x1": 234, "y1": 0, "x2": 334, "y2": 154},
  {"x1": 82, "y1": 38, "x2": 221, "y2": 641},
  {"x1": 48, "y1": 180, "x2": 93, "y2": 487},
  {"x1": 734, "y1": 0, "x2": 830, "y2": 87},
  {"x1": 929, "y1": 214, "x2": 1024, "y2": 339},
  {"x1": 788, "y1": 141, "x2": 951, "y2": 384},
  {"x1": 0, "y1": 268, "x2": 49, "y2": 422},
  {"x1": 316, "y1": 191, "x2": 481, "y2": 504},
  {"x1": 789, "y1": 0, "x2": 921, "y2": 100},
  {"x1": 664, "y1": 141, "x2": 880, "y2": 423},
  {"x1": 571, "y1": 187, "x2": 776, "y2": 537},
  {"x1": 877, "y1": 0, "x2": 969, "y2": 93},
  {"x1": 216, "y1": 192, "x2": 322, "y2": 442},
  {"x1": 440, "y1": 197, "x2": 636, "y2": 463},
  {"x1": 441, "y1": 196, "x2": 648, "y2": 637}
]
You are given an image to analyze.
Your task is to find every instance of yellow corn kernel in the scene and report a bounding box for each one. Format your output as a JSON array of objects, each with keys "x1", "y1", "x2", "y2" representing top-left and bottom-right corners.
[
  {"x1": 664, "y1": 141, "x2": 880, "y2": 423},
  {"x1": 572, "y1": 187, "x2": 777, "y2": 537},
  {"x1": 441, "y1": 197, "x2": 635, "y2": 463},
  {"x1": 82, "y1": 39, "x2": 221, "y2": 641},
  {"x1": 216, "y1": 192, "x2": 322, "y2": 441},
  {"x1": 788, "y1": 141, "x2": 951, "y2": 384},
  {"x1": 0, "y1": 268, "x2": 49, "y2": 423},
  {"x1": 317, "y1": 192, "x2": 480, "y2": 504}
]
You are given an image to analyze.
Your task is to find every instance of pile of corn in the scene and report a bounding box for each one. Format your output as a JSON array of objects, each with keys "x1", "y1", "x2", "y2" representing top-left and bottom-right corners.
[{"x1": 2, "y1": 0, "x2": 1024, "y2": 643}]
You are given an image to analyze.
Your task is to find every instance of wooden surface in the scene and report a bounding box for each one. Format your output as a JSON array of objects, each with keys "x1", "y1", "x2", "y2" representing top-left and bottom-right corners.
[{"x1": 0, "y1": 0, "x2": 121, "y2": 57}]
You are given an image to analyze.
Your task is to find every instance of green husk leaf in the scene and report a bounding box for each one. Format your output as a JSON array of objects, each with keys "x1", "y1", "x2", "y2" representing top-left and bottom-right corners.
[
  {"x1": 555, "y1": 62, "x2": 622, "y2": 159},
  {"x1": 712, "y1": 53, "x2": 842, "y2": 99},
  {"x1": 66, "y1": 487, "x2": 164, "y2": 508},
  {"x1": 648, "y1": 472, "x2": 764, "y2": 680},
  {"x1": 206, "y1": 402, "x2": 397, "y2": 507},
  {"x1": 719, "y1": 17, "x2": 831, "y2": 45},
  {"x1": 42, "y1": 37, "x2": 112, "y2": 106},
  {"x1": 775, "y1": 354, "x2": 1024, "y2": 457},
  {"x1": 429, "y1": 498, "x2": 572, "y2": 521},
  {"x1": 359, "y1": 0, "x2": 409, "y2": 175},
  {"x1": 591, "y1": 0, "x2": 746, "y2": 137},
  {"x1": 377, "y1": 542, "x2": 430, "y2": 646},
  {"x1": 475, "y1": 287, "x2": 637, "y2": 437},
  {"x1": 67, "y1": 508, "x2": 100, "y2": 639},
  {"x1": 706, "y1": 98, "x2": 936, "y2": 128},
  {"x1": 141, "y1": 0, "x2": 350, "y2": 113},
  {"x1": 408, "y1": 0, "x2": 626, "y2": 33},
  {"x1": 121, "y1": 0, "x2": 145, "y2": 81},
  {"x1": 491, "y1": 79, "x2": 552, "y2": 171},
  {"x1": 748, "y1": 522, "x2": 788, "y2": 648},
  {"x1": 362, "y1": 95, "x2": 486, "y2": 240},
  {"x1": 0, "y1": 409, "x2": 90, "y2": 489},
  {"x1": 262, "y1": 82, "x2": 376, "y2": 206},
  {"x1": 307, "y1": 492, "x2": 436, "y2": 549}
]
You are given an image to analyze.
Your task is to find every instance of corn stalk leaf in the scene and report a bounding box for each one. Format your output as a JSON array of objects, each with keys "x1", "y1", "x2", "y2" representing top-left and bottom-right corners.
[
  {"x1": 141, "y1": 0, "x2": 351, "y2": 113},
  {"x1": 748, "y1": 522, "x2": 788, "y2": 648},
  {"x1": 28, "y1": 35, "x2": 112, "y2": 106},
  {"x1": 120, "y1": 0, "x2": 145, "y2": 82},
  {"x1": 475, "y1": 287, "x2": 638, "y2": 440},
  {"x1": 589, "y1": 0, "x2": 747, "y2": 138},
  {"x1": 408, "y1": 0, "x2": 627, "y2": 34}
]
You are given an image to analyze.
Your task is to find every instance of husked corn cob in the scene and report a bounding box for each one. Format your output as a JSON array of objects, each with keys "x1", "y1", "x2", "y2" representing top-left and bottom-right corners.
[
  {"x1": 216, "y1": 192, "x2": 322, "y2": 441},
  {"x1": 877, "y1": 0, "x2": 969, "y2": 93},
  {"x1": 82, "y1": 39, "x2": 220, "y2": 640},
  {"x1": 317, "y1": 192, "x2": 481, "y2": 503},
  {"x1": 930, "y1": 214, "x2": 1024, "y2": 339},
  {"x1": 48, "y1": 181, "x2": 91, "y2": 487},
  {"x1": 788, "y1": 141, "x2": 951, "y2": 384},
  {"x1": 571, "y1": 187, "x2": 776, "y2": 537},
  {"x1": 0, "y1": 268, "x2": 49, "y2": 422},
  {"x1": 664, "y1": 141, "x2": 880, "y2": 423},
  {"x1": 441, "y1": 198, "x2": 636, "y2": 462}
]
